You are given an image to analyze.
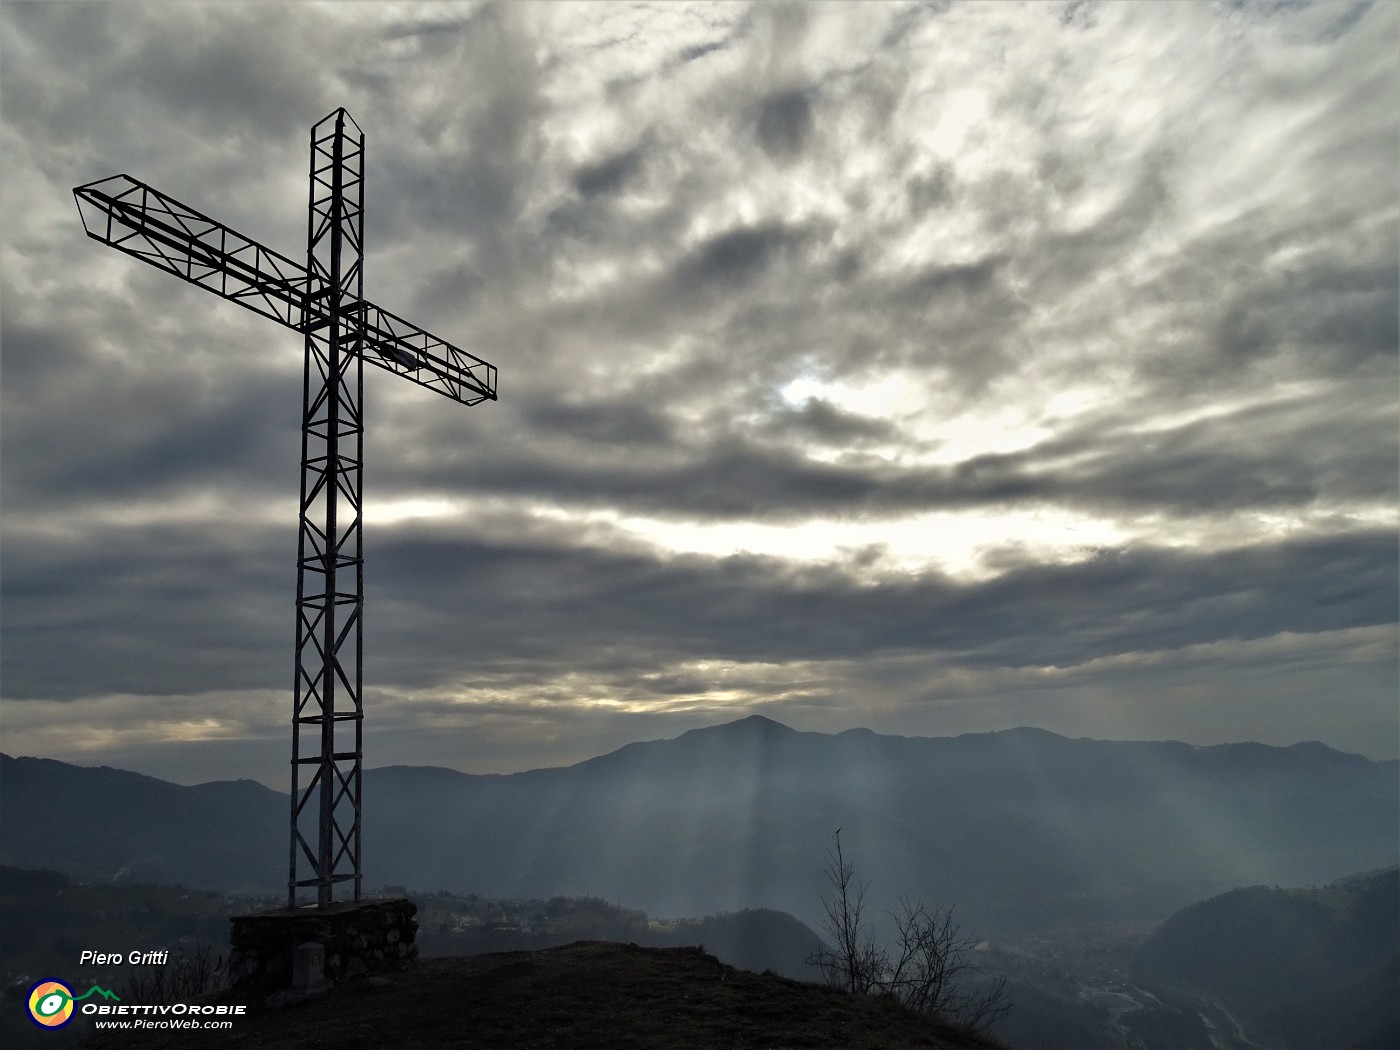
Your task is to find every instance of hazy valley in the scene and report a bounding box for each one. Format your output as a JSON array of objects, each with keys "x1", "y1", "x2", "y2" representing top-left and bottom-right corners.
[
  {"x1": 5, "y1": 717, "x2": 1394, "y2": 932},
  {"x1": 3, "y1": 717, "x2": 1396, "y2": 1048}
]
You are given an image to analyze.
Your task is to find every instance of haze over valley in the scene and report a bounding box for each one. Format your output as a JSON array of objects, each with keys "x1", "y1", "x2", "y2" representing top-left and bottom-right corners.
[
  {"x1": 4, "y1": 717, "x2": 1396, "y2": 1049},
  {"x1": 5, "y1": 716, "x2": 1395, "y2": 933}
]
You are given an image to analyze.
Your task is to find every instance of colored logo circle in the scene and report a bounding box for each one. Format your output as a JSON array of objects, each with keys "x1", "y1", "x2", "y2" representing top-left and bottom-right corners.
[{"x1": 27, "y1": 980, "x2": 75, "y2": 1028}]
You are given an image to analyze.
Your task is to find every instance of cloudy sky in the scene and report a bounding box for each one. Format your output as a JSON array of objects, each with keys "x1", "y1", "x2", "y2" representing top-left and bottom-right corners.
[{"x1": 2, "y1": 0, "x2": 1396, "y2": 788}]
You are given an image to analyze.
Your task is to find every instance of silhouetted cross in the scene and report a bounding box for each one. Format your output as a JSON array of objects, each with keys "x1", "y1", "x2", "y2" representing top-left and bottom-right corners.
[{"x1": 75, "y1": 109, "x2": 497, "y2": 907}]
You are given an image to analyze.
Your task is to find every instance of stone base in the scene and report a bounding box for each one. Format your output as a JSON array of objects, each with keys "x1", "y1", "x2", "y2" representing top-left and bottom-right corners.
[{"x1": 229, "y1": 898, "x2": 418, "y2": 998}]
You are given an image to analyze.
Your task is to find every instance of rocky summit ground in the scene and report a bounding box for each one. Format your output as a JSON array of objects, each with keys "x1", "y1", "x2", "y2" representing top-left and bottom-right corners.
[{"x1": 75, "y1": 941, "x2": 1009, "y2": 1050}]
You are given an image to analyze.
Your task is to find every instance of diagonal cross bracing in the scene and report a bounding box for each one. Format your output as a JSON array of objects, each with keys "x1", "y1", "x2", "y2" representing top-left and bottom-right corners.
[{"x1": 74, "y1": 109, "x2": 497, "y2": 908}]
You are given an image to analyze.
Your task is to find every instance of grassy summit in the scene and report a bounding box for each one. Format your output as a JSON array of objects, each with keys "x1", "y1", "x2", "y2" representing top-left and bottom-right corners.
[{"x1": 77, "y1": 941, "x2": 1009, "y2": 1050}]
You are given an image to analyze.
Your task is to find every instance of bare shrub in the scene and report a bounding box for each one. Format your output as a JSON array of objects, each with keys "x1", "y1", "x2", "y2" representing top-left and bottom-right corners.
[{"x1": 809, "y1": 831, "x2": 1009, "y2": 1033}]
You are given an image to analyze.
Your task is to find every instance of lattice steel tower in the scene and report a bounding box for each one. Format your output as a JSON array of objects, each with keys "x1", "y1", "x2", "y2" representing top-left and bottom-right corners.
[{"x1": 74, "y1": 110, "x2": 497, "y2": 908}]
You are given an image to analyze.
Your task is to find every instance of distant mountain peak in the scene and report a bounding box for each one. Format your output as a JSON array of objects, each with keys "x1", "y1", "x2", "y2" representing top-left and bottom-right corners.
[
  {"x1": 689, "y1": 714, "x2": 796, "y2": 736},
  {"x1": 975, "y1": 726, "x2": 1068, "y2": 741}
]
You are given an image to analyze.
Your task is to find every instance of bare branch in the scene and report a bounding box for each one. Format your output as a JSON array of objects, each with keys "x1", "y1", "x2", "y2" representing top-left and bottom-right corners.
[{"x1": 808, "y1": 832, "x2": 1010, "y2": 1034}]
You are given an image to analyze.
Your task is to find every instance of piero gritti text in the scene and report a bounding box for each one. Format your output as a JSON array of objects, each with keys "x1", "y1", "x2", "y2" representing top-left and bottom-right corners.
[{"x1": 80, "y1": 949, "x2": 170, "y2": 966}]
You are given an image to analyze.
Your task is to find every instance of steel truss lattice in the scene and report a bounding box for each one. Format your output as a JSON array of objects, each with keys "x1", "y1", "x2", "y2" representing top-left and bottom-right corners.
[{"x1": 74, "y1": 109, "x2": 498, "y2": 908}]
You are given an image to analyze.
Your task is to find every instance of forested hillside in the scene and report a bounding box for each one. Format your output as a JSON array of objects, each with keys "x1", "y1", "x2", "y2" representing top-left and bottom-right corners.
[{"x1": 1131, "y1": 867, "x2": 1398, "y2": 1050}]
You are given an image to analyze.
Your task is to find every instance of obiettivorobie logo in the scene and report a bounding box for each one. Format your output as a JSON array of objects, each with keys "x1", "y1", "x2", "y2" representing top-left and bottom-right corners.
[
  {"x1": 27, "y1": 980, "x2": 120, "y2": 1029},
  {"x1": 25, "y1": 978, "x2": 247, "y2": 1032}
]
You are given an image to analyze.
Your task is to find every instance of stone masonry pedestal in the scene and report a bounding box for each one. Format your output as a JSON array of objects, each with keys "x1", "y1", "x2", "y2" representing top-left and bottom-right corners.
[{"x1": 230, "y1": 898, "x2": 418, "y2": 999}]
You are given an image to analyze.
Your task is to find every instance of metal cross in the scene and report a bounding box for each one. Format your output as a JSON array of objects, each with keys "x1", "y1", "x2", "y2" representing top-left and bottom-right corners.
[{"x1": 74, "y1": 109, "x2": 497, "y2": 908}]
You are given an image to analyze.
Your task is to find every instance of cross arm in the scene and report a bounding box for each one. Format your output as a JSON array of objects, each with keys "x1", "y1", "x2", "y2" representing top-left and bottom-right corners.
[
  {"x1": 353, "y1": 303, "x2": 497, "y2": 406},
  {"x1": 73, "y1": 175, "x2": 496, "y2": 407},
  {"x1": 74, "y1": 174, "x2": 312, "y2": 330}
]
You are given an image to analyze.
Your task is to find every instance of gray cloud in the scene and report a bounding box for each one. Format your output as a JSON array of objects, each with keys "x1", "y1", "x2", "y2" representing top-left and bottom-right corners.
[
  {"x1": 573, "y1": 143, "x2": 648, "y2": 198},
  {"x1": 2, "y1": 0, "x2": 1395, "y2": 778},
  {"x1": 675, "y1": 220, "x2": 815, "y2": 291},
  {"x1": 5, "y1": 496, "x2": 1391, "y2": 710},
  {"x1": 754, "y1": 88, "x2": 816, "y2": 159},
  {"x1": 366, "y1": 526, "x2": 1396, "y2": 682}
]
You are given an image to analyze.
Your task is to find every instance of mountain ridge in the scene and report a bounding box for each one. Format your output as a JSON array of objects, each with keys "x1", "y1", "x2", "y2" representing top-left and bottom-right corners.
[
  {"x1": 3, "y1": 717, "x2": 1395, "y2": 935},
  {"x1": 3, "y1": 715, "x2": 1388, "y2": 786}
]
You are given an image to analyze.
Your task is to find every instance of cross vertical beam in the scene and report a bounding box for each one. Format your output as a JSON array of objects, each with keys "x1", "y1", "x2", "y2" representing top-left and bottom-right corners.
[
  {"x1": 290, "y1": 110, "x2": 366, "y2": 907},
  {"x1": 73, "y1": 109, "x2": 497, "y2": 912}
]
